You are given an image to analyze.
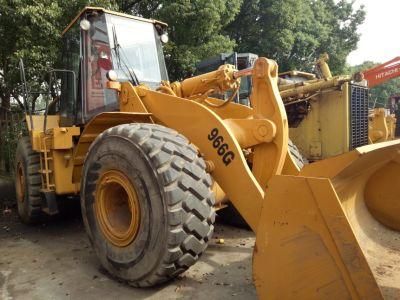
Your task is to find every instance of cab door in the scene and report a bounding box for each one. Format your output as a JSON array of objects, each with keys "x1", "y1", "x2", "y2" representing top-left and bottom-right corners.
[{"x1": 81, "y1": 12, "x2": 117, "y2": 123}]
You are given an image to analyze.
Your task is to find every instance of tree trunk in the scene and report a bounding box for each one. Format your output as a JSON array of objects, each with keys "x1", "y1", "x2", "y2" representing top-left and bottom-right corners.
[
  {"x1": 1, "y1": 92, "x2": 11, "y2": 110},
  {"x1": 0, "y1": 94, "x2": 11, "y2": 173}
]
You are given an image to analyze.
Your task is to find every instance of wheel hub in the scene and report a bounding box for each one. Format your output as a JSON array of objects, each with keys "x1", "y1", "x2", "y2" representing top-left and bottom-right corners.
[{"x1": 95, "y1": 170, "x2": 140, "y2": 247}]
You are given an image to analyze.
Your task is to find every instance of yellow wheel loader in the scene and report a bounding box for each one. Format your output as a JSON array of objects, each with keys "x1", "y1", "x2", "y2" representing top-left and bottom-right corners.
[{"x1": 15, "y1": 7, "x2": 400, "y2": 299}]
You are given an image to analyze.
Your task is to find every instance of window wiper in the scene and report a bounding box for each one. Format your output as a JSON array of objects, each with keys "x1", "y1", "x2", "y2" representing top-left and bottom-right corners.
[
  {"x1": 112, "y1": 25, "x2": 122, "y2": 68},
  {"x1": 111, "y1": 25, "x2": 139, "y2": 85}
]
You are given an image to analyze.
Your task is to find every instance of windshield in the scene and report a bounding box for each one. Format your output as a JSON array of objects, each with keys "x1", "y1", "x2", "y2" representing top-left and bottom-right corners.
[{"x1": 105, "y1": 14, "x2": 168, "y2": 88}]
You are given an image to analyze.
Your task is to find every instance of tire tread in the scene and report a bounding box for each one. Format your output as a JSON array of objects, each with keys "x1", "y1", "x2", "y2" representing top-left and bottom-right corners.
[
  {"x1": 15, "y1": 137, "x2": 43, "y2": 223},
  {"x1": 90, "y1": 124, "x2": 215, "y2": 287}
]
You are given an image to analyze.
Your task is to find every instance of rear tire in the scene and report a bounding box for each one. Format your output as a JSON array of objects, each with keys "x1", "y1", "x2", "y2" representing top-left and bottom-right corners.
[
  {"x1": 81, "y1": 123, "x2": 215, "y2": 287},
  {"x1": 15, "y1": 137, "x2": 43, "y2": 224},
  {"x1": 217, "y1": 203, "x2": 249, "y2": 229},
  {"x1": 288, "y1": 139, "x2": 308, "y2": 169}
]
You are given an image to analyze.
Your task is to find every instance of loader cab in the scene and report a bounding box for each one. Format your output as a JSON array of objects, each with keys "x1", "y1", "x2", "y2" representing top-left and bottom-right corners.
[{"x1": 59, "y1": 7, "x2": 168, "y2": 126}]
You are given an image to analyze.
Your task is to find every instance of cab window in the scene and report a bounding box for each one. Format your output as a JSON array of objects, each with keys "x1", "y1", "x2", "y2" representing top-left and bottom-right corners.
[{"x1": 83, "y1": 13, "x2": 117, "y2": 122}]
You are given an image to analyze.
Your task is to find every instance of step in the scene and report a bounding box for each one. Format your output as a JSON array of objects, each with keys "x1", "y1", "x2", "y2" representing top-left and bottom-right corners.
[{"x1": 39, "y1": 169, "x2": 53, "y2": 174}]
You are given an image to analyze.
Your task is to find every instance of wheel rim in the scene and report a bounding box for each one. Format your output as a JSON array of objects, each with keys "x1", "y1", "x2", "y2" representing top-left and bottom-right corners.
[
  {"x1": 16, "y1": 162, "x2": 25, "y2": 203},
  {"x1": 95, "y1": 170, "x2": 140, "y2": 247}
]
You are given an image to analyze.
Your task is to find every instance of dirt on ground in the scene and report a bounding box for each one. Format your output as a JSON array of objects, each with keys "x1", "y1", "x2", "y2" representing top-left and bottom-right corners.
[{"x1": 0, "y1": 180, "x2": 257, "y2": 300}]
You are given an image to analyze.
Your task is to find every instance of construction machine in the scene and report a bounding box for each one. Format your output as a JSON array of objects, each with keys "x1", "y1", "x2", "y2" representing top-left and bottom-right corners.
[
  {"x1": 355, "y1": 56, "x2": 400, "y2": 88},
  {"x1": 16, "y1": 7, "x2": 400, "y2": 299},
  {"x1": 281, "y1": 55, "x2": 398, "y2": 147},
  {"x1": 197, "y1": 53, "x2": 369, "y2": 161},
  {"x1": 354, "y1": 56, "x2": 400, "y2": 143},
  {"x1": 369, "y1": 107, "x2": 396, "y2": 143},
  {"x1": 198, "y1": 52, "x2": 398, "y2": 159}
]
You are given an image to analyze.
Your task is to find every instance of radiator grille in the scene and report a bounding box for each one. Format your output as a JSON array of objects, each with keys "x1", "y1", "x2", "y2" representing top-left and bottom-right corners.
[
  {"x1": 349, "y1": 85, "x2": 369, "y2": 149},
  {"x1": 396, "y1": 109, "x2": 400, "y2": 137}
]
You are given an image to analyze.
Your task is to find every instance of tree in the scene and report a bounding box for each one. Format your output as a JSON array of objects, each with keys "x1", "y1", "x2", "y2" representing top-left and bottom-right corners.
[
  {"x1": 315, "y1": 0, "x2": 366, "y2": 74},
  {"x1": 0, "y1": 0, "x2": 56, "y2": 110},
  {"x1": 226, "y1": 0, "x2": 365, "y2": 74}
]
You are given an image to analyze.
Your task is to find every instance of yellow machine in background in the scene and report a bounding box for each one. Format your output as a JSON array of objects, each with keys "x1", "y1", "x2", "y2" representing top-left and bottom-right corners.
[
  {"x1": 15, "y1": 7, "x2": 400, "y2": 299},
  {"x1": 369, "y1": 108, "x2": 396, "y2": 143},
  {"x1": 279, "y1": 54, "x2": 356, "y2": 160},
  {"x1": 280, "y1": 54, "x2": 396, "y2": 161}
]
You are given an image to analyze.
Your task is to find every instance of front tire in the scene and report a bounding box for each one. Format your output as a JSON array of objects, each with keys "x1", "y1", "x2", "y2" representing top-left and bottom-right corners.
[{"x1": 81, "y1": 123, "x2": 215, "y2": 287}]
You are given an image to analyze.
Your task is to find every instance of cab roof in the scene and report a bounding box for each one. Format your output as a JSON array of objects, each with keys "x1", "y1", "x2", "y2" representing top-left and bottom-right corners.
[{"x1": 62, "y1": 6, "x2": 167, "y2": 36}]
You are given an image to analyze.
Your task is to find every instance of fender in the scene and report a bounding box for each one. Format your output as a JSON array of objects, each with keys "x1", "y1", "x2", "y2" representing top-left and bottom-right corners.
[{"x1": 72, "y1": 112, "x2": 153, "y2": 183}]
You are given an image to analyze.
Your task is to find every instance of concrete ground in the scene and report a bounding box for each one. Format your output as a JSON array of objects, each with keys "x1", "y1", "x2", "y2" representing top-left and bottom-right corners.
[
  {"x1": 0, "y1": 181, "x2": 257, "y2": 300},
  {"x1": 2, "y1": 176, "x2": 400, "y2": 299}
]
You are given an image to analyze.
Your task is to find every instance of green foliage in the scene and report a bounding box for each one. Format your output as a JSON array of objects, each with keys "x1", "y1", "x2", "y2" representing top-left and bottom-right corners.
[
  {"x1": 226, "y1": 0, "x2": 365, "y2": 74},
  {"x1": 0, "y1": 109, "x2": 26, "y2": 174},
  {"x1": 350, "y1": 61, "x2": 400, "y2": 108}
]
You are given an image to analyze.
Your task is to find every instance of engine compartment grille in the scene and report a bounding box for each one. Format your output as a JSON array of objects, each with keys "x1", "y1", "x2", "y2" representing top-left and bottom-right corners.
[{"x1": 349, "y1": 84, "x2": 369, "y2": 149}]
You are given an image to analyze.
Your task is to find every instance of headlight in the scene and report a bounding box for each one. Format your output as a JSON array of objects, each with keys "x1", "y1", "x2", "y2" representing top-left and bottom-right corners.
[
  {"x1": 80, "y1": 19, "x2": 91, "y2": 31},
  {"x1": 160, "y1": 33, "x2": 169, "y2": 44},
  {"x1": 106, "y1": 70, "x2": 118, "y2": 81}
]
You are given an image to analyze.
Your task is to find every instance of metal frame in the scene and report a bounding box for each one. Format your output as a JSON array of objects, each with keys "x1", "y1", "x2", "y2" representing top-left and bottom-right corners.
[
  {"x1": 18, "y1": 59, "x2": 34, "y2": 130},
  {"x1": 45, "y1": 69, "x2": 77, "y2": 132}
]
